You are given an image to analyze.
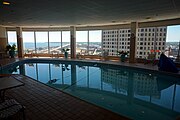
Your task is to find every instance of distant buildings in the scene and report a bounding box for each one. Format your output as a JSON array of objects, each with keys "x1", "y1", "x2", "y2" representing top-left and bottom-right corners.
[
  {"x1": 102, "y1": 27, "x2": 167, "y2": 59},
  {"x1": 165, "y1": 42, "x2": 180, "y2": 61}
]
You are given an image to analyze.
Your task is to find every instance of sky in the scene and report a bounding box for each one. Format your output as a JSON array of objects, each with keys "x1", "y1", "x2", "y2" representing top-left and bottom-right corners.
[
  {"x1": 7, "y1": 25, "x2": 180, "y2": 43},
  {"x1": 167, "y1": 25, "x2": 180, "y2": 42}
]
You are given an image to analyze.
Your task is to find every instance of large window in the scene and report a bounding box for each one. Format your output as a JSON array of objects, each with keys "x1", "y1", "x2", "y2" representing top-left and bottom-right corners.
[
  {"x1": 89, "y1": 30, "x2": 102, "y2": 55},
  {"x1": 22, "y1": 31, "x2": 35, "y2": 54},
  {"x1": 102, "y1": 27, "x2": 166, "y2": 58},
  {"x1": 166, "y1": 25, "x2": 180, "y2": 62},
  {"x1": 102, "y1": 29, "x2": 119, "y2": 56},
  {"x1": 62, "y1": 31, "x2": 70, "y2": 54},
  {"x1": 7, "y1": 31, "x2": 18, "y2": 57},
  {"x1": 35, "y1": 32, "x2": 48, "y2": 53},
  {"x1": 49, "y1": 31, "x2": 61, "y2": 54},
  {"x1": 7, "y1": 31, "x2": 17, "y2": 47},
  {"x1": 76, "y1": 31, "x2": 88, "y2": 55},
  {"x1": 137, "y1": 27, "x2": 166, "y2": 59}
]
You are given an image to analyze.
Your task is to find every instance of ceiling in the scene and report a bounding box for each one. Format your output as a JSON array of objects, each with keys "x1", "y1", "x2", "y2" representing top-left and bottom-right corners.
[{"x1": 0, "y1": 0, "x2": 180, "y2": 27}]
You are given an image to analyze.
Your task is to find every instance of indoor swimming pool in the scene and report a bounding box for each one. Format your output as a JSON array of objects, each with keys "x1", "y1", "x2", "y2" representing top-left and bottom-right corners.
[{"x1": 1, "y1": 59, "x2": 180, "y2": 120}]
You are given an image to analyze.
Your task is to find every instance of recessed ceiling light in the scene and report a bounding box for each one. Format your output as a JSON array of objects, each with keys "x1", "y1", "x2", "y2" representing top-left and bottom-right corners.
[{"x1": 3, "y1": 1, "x2": 10, "y2": 5}]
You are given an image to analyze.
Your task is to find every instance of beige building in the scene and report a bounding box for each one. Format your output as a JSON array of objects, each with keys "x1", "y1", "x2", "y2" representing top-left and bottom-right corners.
[{"x1": 102, "y1": 27, "x2": 167, "y2": 59}]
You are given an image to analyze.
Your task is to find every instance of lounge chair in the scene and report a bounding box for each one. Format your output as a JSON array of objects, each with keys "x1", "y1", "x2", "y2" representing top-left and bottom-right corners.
[
  {"x1": 0, "y1": 99, "x2": 25, "y2": 120},
  {"x1": 158, "y1": 53, "x2": 179, "y2": 73}
]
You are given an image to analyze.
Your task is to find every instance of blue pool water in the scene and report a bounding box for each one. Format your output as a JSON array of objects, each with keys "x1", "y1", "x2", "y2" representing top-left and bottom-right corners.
[{"x1": 2, "y1": 60, "x2": 180, "y2": 120}]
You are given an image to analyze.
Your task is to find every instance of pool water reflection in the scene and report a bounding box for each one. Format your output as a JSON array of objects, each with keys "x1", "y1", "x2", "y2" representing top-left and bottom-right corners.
[{"x1": 3, "y1": 62, "x2": 180, "y2": 120}]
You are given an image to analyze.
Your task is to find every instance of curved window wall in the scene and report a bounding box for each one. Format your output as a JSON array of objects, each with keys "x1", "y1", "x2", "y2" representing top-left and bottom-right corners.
[
  {"x1": 21, "y1": 30, "x2": 102, "y2": 57},
  {"x1": 22, "y1": 31, "x2": 67, "y2": 55}
]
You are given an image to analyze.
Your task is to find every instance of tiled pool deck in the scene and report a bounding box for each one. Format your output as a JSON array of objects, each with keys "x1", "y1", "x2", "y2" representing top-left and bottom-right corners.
[
  {"x1": 6, "y1": 74, "x2": 129, "y2": 120},
  {"x1": 1, "y1": 58, "x2": 179, "y2": 120}
]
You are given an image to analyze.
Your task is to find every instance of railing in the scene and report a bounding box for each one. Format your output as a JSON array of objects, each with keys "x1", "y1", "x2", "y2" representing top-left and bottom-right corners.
[
  {"x1": 24, "y1": 53, "x2": 122, "y2": 61},
  {"x1": 24, "y1": 53, "x2": 64, "y2": 58}
]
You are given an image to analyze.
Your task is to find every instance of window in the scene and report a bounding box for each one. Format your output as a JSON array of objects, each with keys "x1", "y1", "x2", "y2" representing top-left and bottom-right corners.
[
  {"x1": 62, "y1": 31, "x2": 70, "y2": 54},
  {"x1": 89, "y1": 30, "x2": 102, "y2": 55},
  {"x1": 35, "y1": 32, "x2": 48, "y2": 53},
  {"x1": 22, "y1": 31, "x2": 35, "y2": 54},
  {"x1": 7, "y1": 31, "x2": 17, "y2": 47},
  {"x1": 76, "y1": 31, "x2": 88, "y2": 55},
  {"x1": 49, "y1": 31, "x2": 61, "y2": 54}
]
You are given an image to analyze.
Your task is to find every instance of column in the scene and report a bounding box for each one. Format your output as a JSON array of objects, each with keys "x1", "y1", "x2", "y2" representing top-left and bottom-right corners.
[
  {"x1": 70, "y1": 26, "x2": 76, "y2": 59},
  {"x1": 87, "y1": 30, "x2": 89, "y2": 55},
  {"x1": 16, "y1": 27, "x2": 24, "y2": 58},
  {"x1": 0, "y1": 27, "x2": 8, "y2": 52},
  {"x1": 129, "y1": 22, "x2": 138, "y2": 63}
]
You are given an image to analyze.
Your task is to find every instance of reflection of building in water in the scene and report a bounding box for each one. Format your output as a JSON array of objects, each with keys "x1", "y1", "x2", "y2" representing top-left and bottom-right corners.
[
  {"x1": 133, "y1": 73, "x2": 160, "y2": 98},
  {"x1": 101, "y1": 68, "x2": 128, "y2": 94},
  {"x1": 101, "y1": 68, "x2": 160, "y2": 98}
]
